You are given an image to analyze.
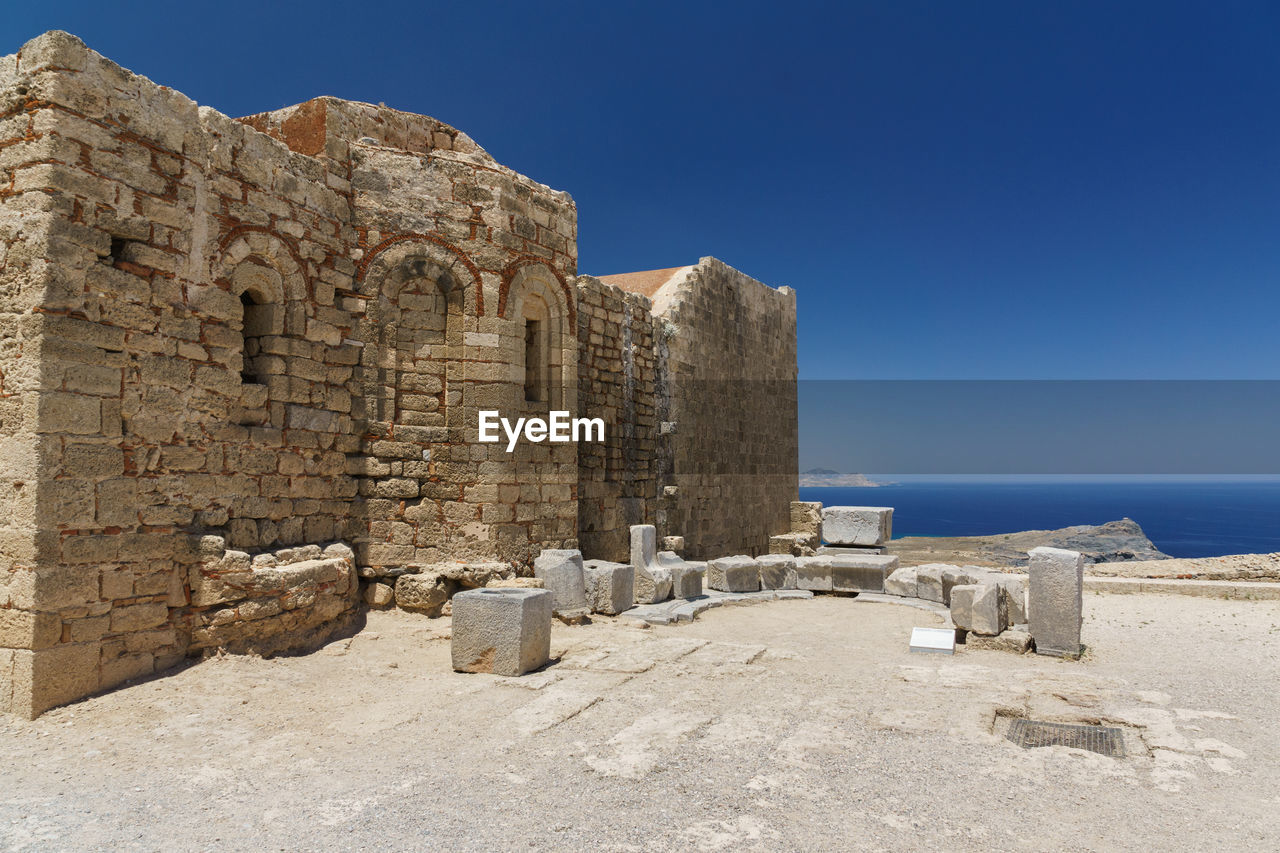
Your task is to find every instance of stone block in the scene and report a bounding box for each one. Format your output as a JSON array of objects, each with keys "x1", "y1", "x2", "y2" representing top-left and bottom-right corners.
[
  {"x1": 6, "y1": 643, "x2": 101, "y2": 720},
  {"x1": 942, "y1": 566, "x2": 987, "y2": 606},
  {"x1": 451, "y1": 588, "x2": 552, "y2": 676},
  {"x1": 532, "y1": 549, "x2": 588, "y2": 615},
  {"x1": 669, "y1": 563, "x2": 705, "y2": 599},
  {"x1": 817, "y1": 544, "x2": 886, "y2": 556},
  {"x1": 829, "y1": 553, "x2": 899, "y2": 593},
  {"x1": 706, "y1": 556, "x2": 760, "y2": 593},
  {"x1": 794, "y1": 556, "x2": 833, "y2": 592},
  {"x1": 915, "y1": 564, "x2": 948, "y2": 603},
  {"x1": 769, "y1": 532, "x2": 817, "y2": 556},
  {"x1": 950, "y1": 583, "x2": 1005, "y2": 636},
  {"x1": 821, "y1": 506, "x2": 892, "y2": 546},
  {"x1": 363, "y1": 581, "x2": 394, "y2": 607},
  {"x1": 992, "y1": 575, "x2": 1028, "y2": 625},
  {"x1": 629, "y1": 524, "x2": 672, "y2": 604},
  {"x1": 1028, "y1": 547, "x2": 1084, "y2": 658},
  {"x1": 756, "y1": 554, "x2": 797, "y2": 590},
  {"x1": 582, "y1": 560, "x2": 634, "y2": 615},
  {"x1": 966, "y1": 629, "x2": 1033, "y2": 654},
  {"x1": 884, "y1": 566, "x2": 919, "y2": 597},
  {"x1": 633, "y1": 565, "x2": 672, "y2": 605},
  {"x1": 394, "y1": 573, "x2": 448, "y2": 616},
  {"x1": 661, "y1": 536, "x2": 685, "y2": 552},
  {"x1": 629, "y1": 524, "x2": 657, "y2": 570},
  {"x1": 790, "y1": 501, "x2": 823, "y2": 537}
]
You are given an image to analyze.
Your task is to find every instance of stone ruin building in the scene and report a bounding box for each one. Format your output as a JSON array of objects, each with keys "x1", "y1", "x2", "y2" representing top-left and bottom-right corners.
[{"x1": 0, "y1": 32, "x2": 799, "y2": 718}]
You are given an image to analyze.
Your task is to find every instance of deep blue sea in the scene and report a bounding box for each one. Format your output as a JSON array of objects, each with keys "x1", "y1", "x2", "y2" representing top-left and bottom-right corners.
[{"x1": 798, "y1": 481, "x2": 1280, "y2": 558}]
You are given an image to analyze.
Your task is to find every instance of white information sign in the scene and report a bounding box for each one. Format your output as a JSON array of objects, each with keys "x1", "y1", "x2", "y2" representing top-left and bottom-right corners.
[{"x1": 909, "y1": 626, "x2": 956, "y2": 655}]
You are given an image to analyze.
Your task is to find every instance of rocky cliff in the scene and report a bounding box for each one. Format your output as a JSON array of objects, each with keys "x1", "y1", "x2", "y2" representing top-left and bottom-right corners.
[{"x1": 887, "y1": 518, "x2": 1170, "y2": 567}]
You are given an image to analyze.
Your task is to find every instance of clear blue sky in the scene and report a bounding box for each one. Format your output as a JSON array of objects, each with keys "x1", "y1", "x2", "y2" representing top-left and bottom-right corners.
[{"x1": 9, "y1": 1, "x2": 1280, "y2": 381}]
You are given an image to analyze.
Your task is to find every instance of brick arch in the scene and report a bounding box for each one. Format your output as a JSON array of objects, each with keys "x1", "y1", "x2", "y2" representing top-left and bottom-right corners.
[
  {"x1": 498, "y1": 256, "x2": 575, "y2": 325},
  {"x1": 212, "y1": 226, "x2": 306, "y2": 302},
  {"x1": 358, "y1": 234, "x2": 483, "y2": 316}
]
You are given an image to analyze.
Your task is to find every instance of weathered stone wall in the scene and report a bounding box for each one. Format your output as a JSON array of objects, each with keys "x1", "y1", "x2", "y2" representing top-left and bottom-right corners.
[
  {"x1": 575, "y1": 276, "x2": 661, "y2": 561},
  {"x1": 0, "y1": 32, "x2": 581, "y2": 717},
  {"x1": 0, "y1": 31, "x2": 799, "y2": 718},
  {"x1": 244, "y1": 97, "x2": 581, "y2": 574},
  {"x1": 654, "y1": 258, "x2": 798, "y2": 560}
]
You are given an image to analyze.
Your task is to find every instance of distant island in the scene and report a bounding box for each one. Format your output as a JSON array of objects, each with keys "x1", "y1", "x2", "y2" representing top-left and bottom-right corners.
[{"x1": 799, "y1": 469, "x2": 886, "y2": 487}]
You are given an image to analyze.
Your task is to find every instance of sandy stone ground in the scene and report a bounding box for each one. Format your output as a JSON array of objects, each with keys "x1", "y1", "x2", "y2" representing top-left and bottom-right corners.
[
  {"x1": 3, "y1": 592, "x2": 1279, "y2": 852},
  {"x1": 1088, "y1": 552, "x2": 1280, "y2": 581}
]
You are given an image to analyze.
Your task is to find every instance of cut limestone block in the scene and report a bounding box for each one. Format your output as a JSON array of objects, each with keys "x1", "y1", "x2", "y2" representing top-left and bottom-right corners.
[
  {"x1": 822, "y1": 506, "x2": 893, "y2": 546},
  {"x1": 915, "y1": 564, "x2": 948, "y2": 603},
  {"x1": 884, "y1": 566, "x2": 919, "y2": 597},
  {"x1": 582, "y1": 560, "x2": 634, "y2": 615},
  {"x1": 817, "y1": 545, "x2": 886, "y2": 556},
  {"x1": 942, "y1": 566, "x2": 987, "y2": 606},
  {"x1": 950, "y1": 583, "x2": 1005, "y2": 636},
  {"x1": 662, "y1": 536, "x2": 685, "y2": 552},
  {"x1": 1028, "y1": 547, "x2": 1085, "y2": 659},
  {"x1": 794, "y1": 556, "x2": 833, "y2": 592},
  {"x1": 770, "y1": 533, "x2": 817, "y2": 556},
  {"x1": 656, "y1": 552, "x2": 705, "y2": 599},
  {"x1": 669, "y1": 563, "x2": 706, "y2": 598},
  {"x1": 707, "y1": 556, "x2": 760, "y2": 593},
  {"x1": 757, "y1": 554, "x2": 797, "y2": 590},
  {"x1": 992, "y1": 575, "x2": 1028, "y2": 625},
  {"x1": 790, "y1": 501, "x2": 823, "y2": 538},
  {"x1": 634, "y1": 567, "x2": 672, "y2": 605},
  {"x1": 830, "y1": 553, "x2": 900, "y2": 593},
  {"x1": 533, "y1": 549, "x2": 589, "y2": 616},
  {"x1": 451, "y1": 588, "x2": 552, "y2": 676}
]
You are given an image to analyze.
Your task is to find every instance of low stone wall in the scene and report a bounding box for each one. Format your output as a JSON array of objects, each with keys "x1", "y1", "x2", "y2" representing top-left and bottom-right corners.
[{"x1": 190, "y1": 538, "x2": 361, "y2": 656}]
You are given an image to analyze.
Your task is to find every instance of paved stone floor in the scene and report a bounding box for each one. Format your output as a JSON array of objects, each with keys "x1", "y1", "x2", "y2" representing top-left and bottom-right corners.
[{"x1": 2, "y1": 593, "x2": 1278, "y2": 851}]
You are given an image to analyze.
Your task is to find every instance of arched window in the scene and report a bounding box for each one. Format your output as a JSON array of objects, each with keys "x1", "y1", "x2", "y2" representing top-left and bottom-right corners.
[
  {"x1": 523, "y1": 294, "x2": 549, "y2": 404},
  {"x1": 228, "y1": 261, "x2": 285, "y2": 388},
  {"x1": 239, "y1": 289, "x2": 271, "y2": 385}
]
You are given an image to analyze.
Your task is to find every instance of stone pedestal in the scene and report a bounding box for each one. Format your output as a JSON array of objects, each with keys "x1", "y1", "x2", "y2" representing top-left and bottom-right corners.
[
  {"x1": 533, "y1": 549, "x2": 589, "y2": 616},
  {"x1": 1028, "y1": 546, "x2": 1084, "y2": 658},
  {"x1": 451, "y1": 588, "x2": 552, "y2": 676},
  {"x1": 629, "y1": 525, "x2": 672, "y2": 604}
]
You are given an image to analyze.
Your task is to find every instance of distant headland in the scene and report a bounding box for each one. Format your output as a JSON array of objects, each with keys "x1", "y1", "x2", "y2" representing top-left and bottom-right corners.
[{"x1": 798, "y1": 469, "x2": 887, "y2": 487}]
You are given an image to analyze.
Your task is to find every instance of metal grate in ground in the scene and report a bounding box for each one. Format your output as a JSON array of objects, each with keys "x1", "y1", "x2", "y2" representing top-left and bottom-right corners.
[{"x1": 1005, "y1": 718, "x2": 1126, "y2": 757}]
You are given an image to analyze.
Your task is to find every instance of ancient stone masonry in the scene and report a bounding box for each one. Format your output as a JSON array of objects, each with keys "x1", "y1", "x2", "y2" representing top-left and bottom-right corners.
[
  {"x1": 0, "y1": 31, "x2": 799, "y2": 718},
  {"x1": 574, "y1": 277, "x2": 661, "y2": 561},
  {"x1": 592, "y1": 260, "x2": 800, "y2": 562},
  {"x1": 646, "y1": 260, "x2": 799, "y2": 561}
]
